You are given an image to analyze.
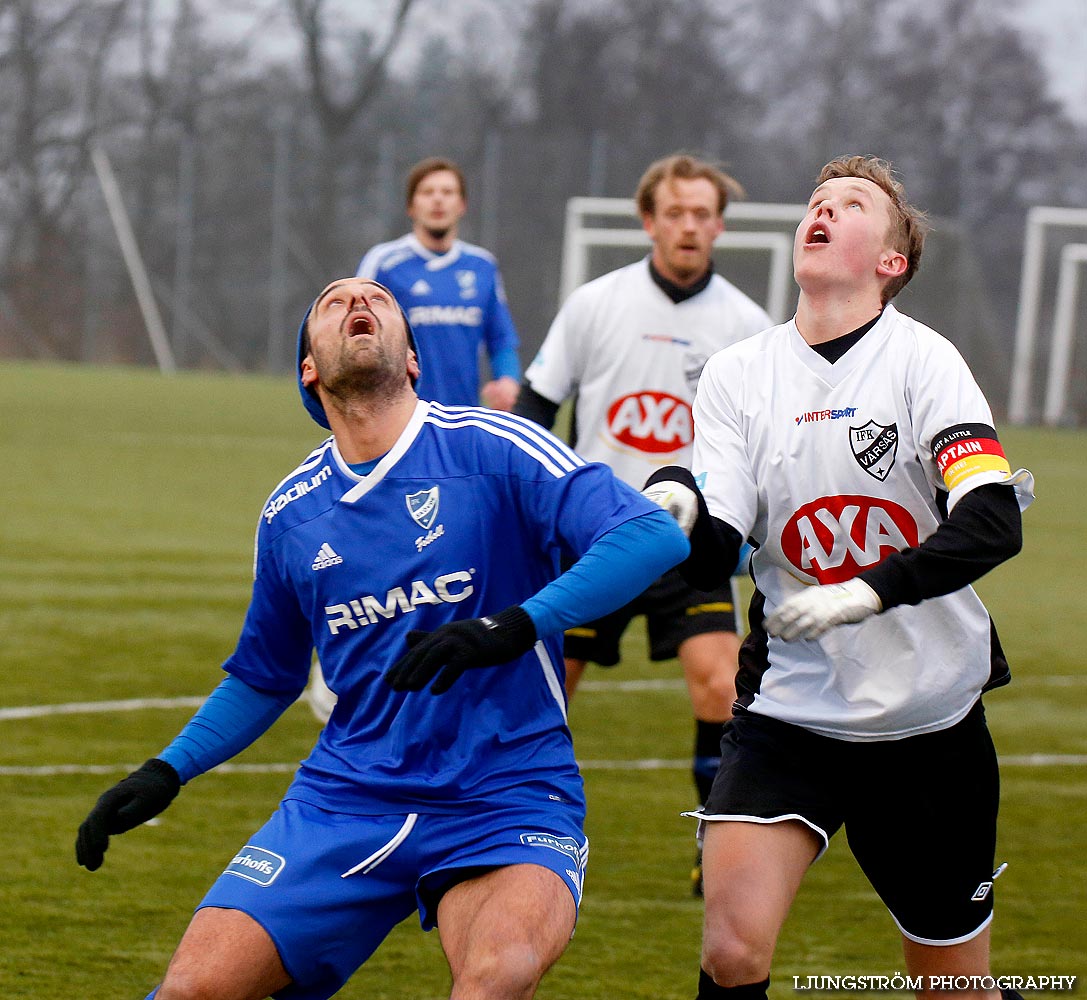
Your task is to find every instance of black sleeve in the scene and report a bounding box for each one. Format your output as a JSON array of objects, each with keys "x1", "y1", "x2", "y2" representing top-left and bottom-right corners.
[
  {"x1": 643, "y1": 466, "x2": 744, "y2": 592},
  {"x1": 859, "y1": 483, "x2": 1022, "y2": 611},
  {"x1": 512, "y1": 382, "x2": 561, "y2": 430}
]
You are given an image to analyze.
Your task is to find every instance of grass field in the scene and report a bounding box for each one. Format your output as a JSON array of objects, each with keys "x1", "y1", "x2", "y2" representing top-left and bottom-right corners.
[{"x1": 1, "y1": 360, "x2": 1084, "y2": 998}]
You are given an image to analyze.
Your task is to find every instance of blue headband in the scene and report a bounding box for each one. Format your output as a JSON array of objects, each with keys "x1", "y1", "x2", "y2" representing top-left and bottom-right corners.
[{"x1": 296, "y1": 295, "x2": 420, "y2": 429}]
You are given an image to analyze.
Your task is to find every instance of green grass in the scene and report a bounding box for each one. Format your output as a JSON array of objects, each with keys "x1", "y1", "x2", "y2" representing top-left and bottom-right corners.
[{"x1": 1, "y1": 361, "x2": 1084, "y2": 997}]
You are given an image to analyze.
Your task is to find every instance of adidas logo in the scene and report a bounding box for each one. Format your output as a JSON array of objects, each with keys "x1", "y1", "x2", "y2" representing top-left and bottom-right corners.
[
  {"x1": 410, "y1": 279, "x2": 431, "y2": 296},
  {"x1": 312, "y1": 542, "x2": 344, "y2": 571}
]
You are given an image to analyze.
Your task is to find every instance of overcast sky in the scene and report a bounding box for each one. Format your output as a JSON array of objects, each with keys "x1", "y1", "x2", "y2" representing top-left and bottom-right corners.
[
  {"x1": 1009, "y1": 0, "x2": 1087, "y2": 121},
  {"x1": 202, "y1": 0, "x2": 1087, "y2": 124}
]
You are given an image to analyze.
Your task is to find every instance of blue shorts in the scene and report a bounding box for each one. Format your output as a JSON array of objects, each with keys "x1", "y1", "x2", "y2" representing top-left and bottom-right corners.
[{"x1": 197, "y1": 798, "x2": 589, "y2": 1000}]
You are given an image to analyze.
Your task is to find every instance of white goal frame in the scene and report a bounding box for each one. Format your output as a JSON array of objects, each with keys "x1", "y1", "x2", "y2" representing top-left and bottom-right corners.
[
  {"x1": 560, "y1": 197, "x2": 807, "y2": 322},
  {"x1": 1008, "y1": 206, "x2": 1087, "y2": 425},
  {"x1": 1042, "y1": 243, "x2": 1087, "y2": 425}
]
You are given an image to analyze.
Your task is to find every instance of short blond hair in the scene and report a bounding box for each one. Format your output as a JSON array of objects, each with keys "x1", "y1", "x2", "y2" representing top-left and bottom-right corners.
[
  {"x1": 817, "y1": 155, "x2": 928, "y2": 303},
  {"x1": 635, "y1": 154, "x2": 744, "y2": 218}
]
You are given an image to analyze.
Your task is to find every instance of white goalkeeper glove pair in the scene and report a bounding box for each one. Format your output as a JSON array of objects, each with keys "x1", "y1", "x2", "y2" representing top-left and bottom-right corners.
[{"x1": 764, "y1": 578, "x2": 882, "y2": 641}]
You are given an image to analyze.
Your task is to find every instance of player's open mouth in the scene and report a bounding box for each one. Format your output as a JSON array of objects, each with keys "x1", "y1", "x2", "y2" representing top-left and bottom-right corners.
[
  {"x1": 347, "y1": 314, "x2": 374, "y2": 337},
  {"x1": 805, "y1": 224, "x2": 830, "y2": 246}
]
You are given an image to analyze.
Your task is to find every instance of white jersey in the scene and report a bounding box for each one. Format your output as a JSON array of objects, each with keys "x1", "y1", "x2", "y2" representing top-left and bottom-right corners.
[
  {"x1": 525, "y1": 259, "x2": 772, "y2": 487},
  {"x1": 693, "y1": 305, "x2": 1034, "y2": 741}
]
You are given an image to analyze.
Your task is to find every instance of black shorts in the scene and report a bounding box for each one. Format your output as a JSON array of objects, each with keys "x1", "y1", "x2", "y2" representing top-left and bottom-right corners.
[
  {"x1": 563, "y1": 567, "x2": 737, "y2": 666},
  {"x1": 699, "y1": 701, "x2": 1000, "y2": 944}
]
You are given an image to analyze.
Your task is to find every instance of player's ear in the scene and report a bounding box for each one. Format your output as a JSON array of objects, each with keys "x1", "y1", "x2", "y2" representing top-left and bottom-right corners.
[
  {"x1": 876, "y1": 250, "x2": 908, "y2": 279},
  {"x1": 300, "y1": 354, "x2": 318, "y2": 389},
  {"x1": 407, "y1": 349, "x2": 421, "y2": 382}
]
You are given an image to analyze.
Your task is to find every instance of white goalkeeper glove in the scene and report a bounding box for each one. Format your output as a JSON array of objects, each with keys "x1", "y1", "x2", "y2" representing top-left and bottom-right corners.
[
  {"x1": 763, "y1": 578, "x2": 882, "y2": 641},
  {"x1": 641, "y1": 480, "x2": 699, "y2": 537}
]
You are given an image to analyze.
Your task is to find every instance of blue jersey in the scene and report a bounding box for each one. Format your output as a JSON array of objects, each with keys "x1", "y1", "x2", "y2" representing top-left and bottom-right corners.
[
  {"x1": 224, "y1": 401, "x2": 657, "y2": 817},
  {"x1": 357, "y1": 235, "x2": 520, "y2": 406}
]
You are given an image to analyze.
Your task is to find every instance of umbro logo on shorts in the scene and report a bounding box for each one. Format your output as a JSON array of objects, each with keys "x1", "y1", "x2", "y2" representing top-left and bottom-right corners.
[
  {"x1": 312, "y1": 543, "x2": 344, "y2": 570},
  {"x1": 971, "y1": 881, "x2": 993, "y2": 901},
  {"x1": 971, "y1": 861, "x2": 1008, "y2": 902}
]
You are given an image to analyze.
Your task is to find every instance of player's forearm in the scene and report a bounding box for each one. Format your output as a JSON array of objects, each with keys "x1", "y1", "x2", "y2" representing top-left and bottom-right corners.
[
  {"x1": 159, "y1": 674, "x2": 299, "y2": 784},
  {"x1": 859, "y1": 483, "x2": 1022, "y2": 610},
  {"x1": 522, "y1": 509, "x2": 688, "y2": 637},
  {"x1": 488, "y1": 345, "x2": 521, "y2": 382},
  {"x1": 642, "y1": 466, "x2": 744, "y2": 591}
]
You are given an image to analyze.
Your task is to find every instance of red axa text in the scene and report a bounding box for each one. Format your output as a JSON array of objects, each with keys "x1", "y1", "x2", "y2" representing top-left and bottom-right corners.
[
  {"x1": 607, "y1": 391, "x2": 692, "y2": 453},
  {"x1": 780, "y1": 495, "x2": 919, "y2": 584}
]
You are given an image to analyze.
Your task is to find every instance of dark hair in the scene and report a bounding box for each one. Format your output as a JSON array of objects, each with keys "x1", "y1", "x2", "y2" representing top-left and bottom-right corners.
[{"x1": 405, "y1": 157, "x2": 467, "y2": 206}]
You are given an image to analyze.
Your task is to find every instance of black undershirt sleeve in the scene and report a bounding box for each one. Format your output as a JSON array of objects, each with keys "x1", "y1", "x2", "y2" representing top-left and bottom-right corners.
[
  {"x1": 859, "y1": 482, "x2": 1022, "y2": 610},
  {"x1": 513, "y1": 383, "x2": 561, "y2": 430},
  {"x1": 685, "y1": 515, "x2": 745, "y2": 593},
  {"x1": 643, "y1": 466, "x2": 744, "y2": 591}
]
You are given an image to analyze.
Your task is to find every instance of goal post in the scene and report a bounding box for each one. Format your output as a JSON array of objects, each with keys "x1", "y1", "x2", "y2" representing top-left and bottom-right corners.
[
  {"x1": 1008, "y1": 205, "x2": 1087, "y2": 425},
  {"x1": 560, "y1": 197, "x2": 808, "y2": 636},
  {"x1": 1043, "y1": 243, "x2": 1087, "y2": 425},
  {"x1": 560, "y1": 197, "x2": 807, "y2": 322}
]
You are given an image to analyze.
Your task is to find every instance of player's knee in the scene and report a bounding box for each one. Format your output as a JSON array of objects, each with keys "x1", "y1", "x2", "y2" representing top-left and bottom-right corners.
[
  {"x1": 707, "y1": 672, "x2": 738, "y2": 708},
  {"x1": 690, "y1": 675, "x2": 737, "y2": 719},
  {"x1": 156, "y1": 969, "x2": 221, "y2": 1000},
  {"x1": 453, "y1": 942, "x2": 549, "y2": 999},
  {"x1": 701, "y1": 926, "x2": 772, "y2": 987}
]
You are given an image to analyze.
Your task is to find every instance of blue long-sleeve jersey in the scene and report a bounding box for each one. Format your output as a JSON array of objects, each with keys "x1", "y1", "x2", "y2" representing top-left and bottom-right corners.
[{"x1": 224, "y1": 402, "x2": 669, "y2": 818}]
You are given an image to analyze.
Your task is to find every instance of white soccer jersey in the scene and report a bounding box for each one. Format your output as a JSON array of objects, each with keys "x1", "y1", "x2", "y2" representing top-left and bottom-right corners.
[
  {"x1": 693, "y1": 305, "x2": 1033, "y2": 741},
  {"x1": 524, "y1": 259, "x2": 772, "y2": 487}
]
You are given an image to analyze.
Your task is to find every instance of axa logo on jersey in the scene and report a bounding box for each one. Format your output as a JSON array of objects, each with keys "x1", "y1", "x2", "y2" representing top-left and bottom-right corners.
[
  {"x1": 780, "y1": 495, "x2": 919, "y2": 584},
  {"x1": 606, "y1": 391, "x2": 692, "y2": 453}
]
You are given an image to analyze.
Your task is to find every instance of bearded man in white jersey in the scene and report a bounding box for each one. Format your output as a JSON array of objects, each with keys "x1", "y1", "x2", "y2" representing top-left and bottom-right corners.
[
  {"x1": 644, "y1": 156, "x2": 1033, "y2": 1000},
  {"x1": 516, "y1": 154, "x2": 772, "y2": 894}
]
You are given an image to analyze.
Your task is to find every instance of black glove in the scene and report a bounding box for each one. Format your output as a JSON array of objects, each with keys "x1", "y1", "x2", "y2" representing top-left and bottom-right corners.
[
  {"x1": 76, "y1": 757, "x2": 181, "y2": 871},
  {"x1": 385, "y1": 606, "x2": 537, "y2": 695}
]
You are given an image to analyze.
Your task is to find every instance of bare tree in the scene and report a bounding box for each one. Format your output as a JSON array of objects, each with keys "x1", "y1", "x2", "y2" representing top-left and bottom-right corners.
[
  {"x1": 287, "y1": 0, "x2": 419, "y2": 270},
  {"x1": 0, "y1": 0, "x2": 128, "y2": 356}
]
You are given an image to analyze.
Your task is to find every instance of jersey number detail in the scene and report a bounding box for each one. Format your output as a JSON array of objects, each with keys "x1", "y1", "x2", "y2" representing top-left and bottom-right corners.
[{"x1": 780, "y1": 495, "x2": 919, "y2": 584}]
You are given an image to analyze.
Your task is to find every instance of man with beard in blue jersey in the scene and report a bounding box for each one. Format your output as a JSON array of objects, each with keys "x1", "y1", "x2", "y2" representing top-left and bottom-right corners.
[{"x1": 75, "y1": 276, "x2": 689, "y2": 1000}]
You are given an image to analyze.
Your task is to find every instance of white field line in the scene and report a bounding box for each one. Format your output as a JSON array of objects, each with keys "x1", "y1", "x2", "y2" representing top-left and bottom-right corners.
[
  {"x1": 0, "y1": 696, "x2": 207, "y2": 721},
  {"x1": 4, "y1": 674, "x2": 1085, "y2": 721},
  {"x1": 2, "y1": 685, "x2": 1086, "y2": 776},
  {"x1": 2, "y1": 755, "x2": 1086, "y2": 778}
]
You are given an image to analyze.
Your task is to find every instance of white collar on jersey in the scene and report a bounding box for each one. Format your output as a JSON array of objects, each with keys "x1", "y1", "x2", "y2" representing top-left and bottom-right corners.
[
  {"x1": 407, "y1": 233, "x2": 464, "y2": 270},
  {"x1": 336, "y1": 400, "x2": 431, "y2": 503}
]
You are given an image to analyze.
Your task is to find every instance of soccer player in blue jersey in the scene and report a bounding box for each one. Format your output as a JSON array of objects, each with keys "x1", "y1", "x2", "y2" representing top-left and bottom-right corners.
[
  {"x1": 75, "y1": 276, "x2": 688, "y2": 1000},
  {"x1": 357, "y1": 156, "x2": 521, "y2": 411}
]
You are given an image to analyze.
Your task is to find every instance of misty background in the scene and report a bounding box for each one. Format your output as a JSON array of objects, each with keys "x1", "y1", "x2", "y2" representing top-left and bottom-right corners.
[{"x1": 2, "y1": 0, "x2": 1086, "y2": 419}]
